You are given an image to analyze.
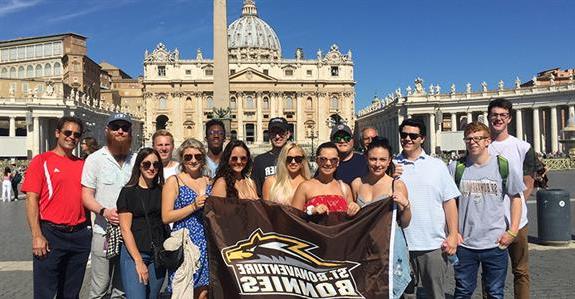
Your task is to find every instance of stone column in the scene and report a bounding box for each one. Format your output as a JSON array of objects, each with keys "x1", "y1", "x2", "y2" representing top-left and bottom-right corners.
[
  {"x1": 428, "y1": 113, "x2": 436, "y2": 154},
  {"x1": 317, "y1": 92, "x2": 328, "y2": 141},
  {"x1": 195, "y1": 93, "x2": 204, "y2": 139},
  {"x1": 277, "y1": 92, "x2": 284, "y2": 117},
  {"x1": 515, "y1": 108, "x2": 523, "y2": 140},
  {"x1": 550, "y1": 106, "x2": 558, "y2": 153},
  {"x1": 9, "y1": 117, "x2": 16, "y2": 137},
  {"x1": 533, "y1": 108, "x2": 541, "y2": 153},
  {"x1": 236, "y1": 93, "x2": 244, "y2": 139},
  {"x1": 256, "y1": 93, "x2": 263, "y2": 144},
  {"x1": 173, "y1": 93, "x2": 183, "y2": 144},
  {"x1": 466, "y1": 112, "x2": 473, "y2": 124},
  {"x1": 213, "y1": 0, "x2": 229, "y2": 109},
  {"x1": 33, "y1": 117, "x2": 40, "y2": 156},
  {"x1": 569, "y1": 105, "x2": 575, "y2": 119},
  {"x1": 482, "y1": 112, "x2": 488, "y2": 125},
  {"x1": 451, "y1": 113, "x2": 457, "y2": 131},
  {"x1": 296, "y1": 92, "x2": 305, "y2": 143},
  {"x1": 270, "y1": 93, "x2": 276, "y2": 117}
]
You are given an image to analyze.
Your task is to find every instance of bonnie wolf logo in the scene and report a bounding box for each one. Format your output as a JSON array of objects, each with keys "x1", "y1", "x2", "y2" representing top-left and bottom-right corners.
[{"x1": 221, "y1": 229, "x2": 364, "y2": 298}]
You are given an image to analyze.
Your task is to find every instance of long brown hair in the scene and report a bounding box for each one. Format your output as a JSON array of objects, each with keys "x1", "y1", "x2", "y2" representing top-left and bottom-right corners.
[{"x1": 125, "y1": 148, "x2": 164, "y2": 188}]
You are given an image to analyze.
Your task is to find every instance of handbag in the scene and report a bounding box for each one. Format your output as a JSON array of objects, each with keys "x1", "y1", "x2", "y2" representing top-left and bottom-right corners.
[
  {"x1": 140, "y1": 190, "x2": 184, "y2": 272},
  {"x1": 105, "y1": 223, "x2": 122, "y2": 259}
]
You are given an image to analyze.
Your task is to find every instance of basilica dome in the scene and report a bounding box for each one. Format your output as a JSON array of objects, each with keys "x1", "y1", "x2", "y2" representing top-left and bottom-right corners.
[{"x1": 228, "y1": 0, "x2": 281, "y2": 60}]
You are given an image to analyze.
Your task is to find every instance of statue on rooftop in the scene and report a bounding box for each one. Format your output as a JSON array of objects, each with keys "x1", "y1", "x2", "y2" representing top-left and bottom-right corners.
[
  {"x1": 481, "y1": 81, "x2": 488, "y2": 92},
  {"x1": 498, "y1": 80, "x2": 504, "y2": 90},
  {"x1": 466, "y1": 82, "x2": 472, "y2": 94},
  {"x1": 450, "y1": 83, "x2": 456, "y2": 94},
  {"x1": 515, "y1": 77, "x2": 521, "y2": 88}
]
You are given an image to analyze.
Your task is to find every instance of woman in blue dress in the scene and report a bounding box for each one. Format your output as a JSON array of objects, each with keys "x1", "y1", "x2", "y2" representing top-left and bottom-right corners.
[{"x1": 162, "y1": 138, "x2": 212, "y2": 299}]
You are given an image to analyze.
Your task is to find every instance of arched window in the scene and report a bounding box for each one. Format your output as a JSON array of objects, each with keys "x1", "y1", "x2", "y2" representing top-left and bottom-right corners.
[
  {"x1": 285, "y1": 96, "x2": 293, "y2": 110},
  {"x1": 35, "y1": 65, "x2": 42, "y2": 77},
  {"x1": 159, "y1": 96, "x2": 167, "y2": 110},
  {"x1": 53, "y1": 62, "x2": 61, "y2": 76},
  {"x1": 0, "y1": 67, "x2": 7, "y2": 78},
  {"x1": 44, "y1": 63, "x2": 52, "y2": 76},
  {"x1": 185, "y1": 97, "x2": 192, "y2": 109},
  {"x1": 230, "y1": 97, "x2": 237, "y2": 109},
  {"x1": 9, "y1": 67, "x2": 16, "y2": 78},
  {"x1": 26, "y1": 65, "x2": 34, "y2": 78},
  {"x1": 330, "y1": 96, "x2": 339, "y2": 110},
  {"x1": 18, "y1": 66, "x2": 25, "y2": 78},
  {"x1": 245, "y1": 96, "x2": 255, "y2": 109},
  {"x1": 263, "y1": 97, "x2": 270, "y2": 110},
  {"x1": 206, "y1": 96, "x2": 214, "y2": 109},
  {"x1": 306, "y1": 97, "x2": 313, "y2": 110}
]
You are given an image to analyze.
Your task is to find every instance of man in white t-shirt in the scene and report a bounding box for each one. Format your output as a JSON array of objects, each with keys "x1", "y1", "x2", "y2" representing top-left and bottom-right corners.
[
  {"x1": 394, "y1": 118, "x2": 461, "y2": 299},
  {"x1": 152, "y1": 129, "x2": 179, "y2": 179},
  {"x1": 486, "y1": 98, "x2": 536, "y2": 298}
]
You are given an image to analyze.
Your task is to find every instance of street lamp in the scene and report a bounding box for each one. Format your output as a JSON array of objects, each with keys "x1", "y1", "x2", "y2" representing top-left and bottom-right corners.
[{"x1": 307, "y1": 130, "x2": 319, "y2": 159}]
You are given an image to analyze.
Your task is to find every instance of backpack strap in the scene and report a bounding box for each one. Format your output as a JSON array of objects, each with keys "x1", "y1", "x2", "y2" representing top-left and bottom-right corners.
[{"x1": 496, "y1": 155, "x2": 509, "y2": 196}]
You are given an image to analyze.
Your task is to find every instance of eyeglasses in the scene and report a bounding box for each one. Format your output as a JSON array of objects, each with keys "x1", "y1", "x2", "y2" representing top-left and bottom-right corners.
[
  {"x1": 183, "y1": 154, "x2": 204, "y2": 162},
  {"x1": 332, "y1": 135, "x2": 352, "y2": 143},
  {"x1": 208, "y1": 130, "x2": 225, "y2": 137},
  {"x1": 400, "y1": 132, "x2": 421, "y2": 140},
  {"x1": 108, "y1": 122, "x2": 132, "y2": 132},
  {"x1": 317, "y1": 156, "x2": 339, "y2": 165},
  {"x1": 141, "y1": 161, "x2": 162, "y2": 170},
  {"x1": 463, "y1": 136, "x2": 489, "y2": 143},
  {"x1": 61, "y1": 130, "x2": 82, "y2": 139},
  {"x1": 286, "y1": 155, "x2": 304, "y2": 164},
  {"x1": 230, "y1": 156, "x2": 248, "y2": 163},
  {"x1": 489, "y1": 112, "x2": 510, "y2": 119}
]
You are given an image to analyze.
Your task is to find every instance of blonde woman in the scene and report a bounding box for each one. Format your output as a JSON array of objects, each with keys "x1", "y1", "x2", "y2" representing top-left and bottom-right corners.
[
  {"x1": 162, "y1": 138, "x2": 211, "y2": 299},
  {"x1": 262, "y1": 143, "x2": 311, "y2": 205}
]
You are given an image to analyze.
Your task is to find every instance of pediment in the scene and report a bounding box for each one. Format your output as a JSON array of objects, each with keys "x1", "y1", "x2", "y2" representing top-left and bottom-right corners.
[{"x1": 229, "y1": 67, "x2": 277, "y2": 82}]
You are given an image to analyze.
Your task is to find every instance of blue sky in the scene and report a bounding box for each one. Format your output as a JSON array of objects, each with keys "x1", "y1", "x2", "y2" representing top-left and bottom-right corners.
[{"x1": 1, "y1": 0, "x2": 573, "y2": 109}]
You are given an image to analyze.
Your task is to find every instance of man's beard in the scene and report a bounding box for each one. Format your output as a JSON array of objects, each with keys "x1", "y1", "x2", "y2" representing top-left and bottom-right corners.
[{"x1": 107, "y1": 133, "x2": 132, "y2": 156}]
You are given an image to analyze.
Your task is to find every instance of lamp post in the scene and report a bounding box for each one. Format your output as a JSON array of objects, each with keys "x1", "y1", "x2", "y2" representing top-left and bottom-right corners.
[{"x1": 307, "y1": 130, "x2": 319, "y2": 159}]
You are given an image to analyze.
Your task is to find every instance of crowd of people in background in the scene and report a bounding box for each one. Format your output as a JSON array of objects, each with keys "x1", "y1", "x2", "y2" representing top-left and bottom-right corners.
[{"x1": 20, "y1": 97, "x2": 538, "y2": 299}]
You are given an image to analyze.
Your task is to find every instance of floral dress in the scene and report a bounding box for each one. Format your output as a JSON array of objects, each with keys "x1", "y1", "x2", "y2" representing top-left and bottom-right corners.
[{"x1": 168, "y1": 182, "x2": 213, "y2": 290}]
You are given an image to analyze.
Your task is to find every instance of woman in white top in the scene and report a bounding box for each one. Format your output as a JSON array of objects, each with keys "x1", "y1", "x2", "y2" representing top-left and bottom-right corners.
[
  {"x1": 262, "y1": 143, "x2": 311, "y2": 205},
  {"x1": 2, "y1": 167, "x2": 12, "y2": 202}
]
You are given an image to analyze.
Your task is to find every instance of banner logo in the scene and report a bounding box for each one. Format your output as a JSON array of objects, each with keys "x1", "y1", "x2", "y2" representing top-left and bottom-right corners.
[{"x1": 222, "y1": 229, "x2": 364, "y2": 298}]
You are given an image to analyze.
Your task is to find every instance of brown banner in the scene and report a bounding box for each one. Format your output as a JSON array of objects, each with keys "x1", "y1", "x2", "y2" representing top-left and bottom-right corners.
[{"x1": 204, "y1": 197, "x2": 393, "y2": 299}]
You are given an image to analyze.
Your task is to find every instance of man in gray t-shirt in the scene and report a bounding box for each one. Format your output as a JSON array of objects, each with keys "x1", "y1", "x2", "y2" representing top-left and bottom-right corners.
[{"x1": 448, "y1": 122, "x2": 524, "y2": 299}]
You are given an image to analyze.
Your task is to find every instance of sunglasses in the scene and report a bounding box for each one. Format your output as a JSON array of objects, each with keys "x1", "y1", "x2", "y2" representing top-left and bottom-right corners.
[
  {"x1": 286, "y1": 155, "x2": 304, "y2": 164},
  {"x1": 463, "y1": 136, "x2": 488, "y2": 143},
  {"x1": 183, "y1": 153, "x2": 204, "y2": 162},
  {"x1": 208, "y1": 130, "x2": 225, "y2": 137},
  {"x1": 332, "y1": 135, "x2": 352, "y2": 143},
  {"x1": 400, "y1": 132, "x2": 421, "y2": 140},
  {"x1": 141, "y1": 161, "x2": 162, "y2": 170},
  {"x1": 317, "y1": 156, "x2": 339, "y2": 165},
  {"x1": 108, "y1": 122, "x2": 132, "y2": 132},
  {"x1": 61, "y1": 130, "x2": 82, "y2": 139},
  {"x1": 230, "y1": 156, "x2": 248, "y2": 163}
]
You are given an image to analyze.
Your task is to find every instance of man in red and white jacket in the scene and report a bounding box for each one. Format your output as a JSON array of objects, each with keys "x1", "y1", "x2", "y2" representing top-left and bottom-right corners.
[{"x1": 22, "y1": 116, "x2": 91, "y2": 299}]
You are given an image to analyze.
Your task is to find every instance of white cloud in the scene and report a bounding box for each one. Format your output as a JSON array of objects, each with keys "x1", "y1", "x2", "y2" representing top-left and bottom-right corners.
[{"x1": 0, "y1": 0, "x2": 42, "y2": 16}]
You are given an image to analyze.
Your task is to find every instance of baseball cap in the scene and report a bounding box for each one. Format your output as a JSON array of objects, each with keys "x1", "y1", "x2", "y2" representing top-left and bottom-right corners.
[
  {"x1": 330, "y1": 123, "x2": 352, "y2": 139},
  {"x1": 106, "y1": 113, "x2": 132, "y2": 125},
  {"x1": 268, "y1": 117, "x2": 289, "y2": 131}
]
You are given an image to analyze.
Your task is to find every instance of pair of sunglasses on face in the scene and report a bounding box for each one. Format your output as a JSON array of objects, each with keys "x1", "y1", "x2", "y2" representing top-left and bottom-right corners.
[
  {"x1": 332, "y1": 135, "x2": 352, "y2": 143},
  {"x1": 400, "y1": 132, "x2": 421, "y2": 140},
  {"x1": 317, "y1": 156, "x2": 339, "y2": 165},
  {"x1": 141, "y1": 161, "x2": 162, "y2": 170},
  {"x1": 286, "y1": 155, "x2": 304, "y2": 164},
  {"x1": 60, "y1": 130, "x2": 82, "y2": 139},
  {"x1": 108, "y1": 122, "x2": 132, "y2": 132},
  {"x1": 230, "y1": 156, "x2": 248, "y2": 163},
  {"x1": 183, "y1": 154, "x2": 204, "y2": 162}
]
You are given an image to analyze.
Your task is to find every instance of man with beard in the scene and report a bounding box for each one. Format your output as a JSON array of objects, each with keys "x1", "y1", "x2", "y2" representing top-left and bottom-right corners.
[
  {"x1": 22, "y1": 116, "x2": 91, "y2": 298},
  {"x1": 252, "y1": 117, "x2": 291, "y2": 196},
  {"x1": 331, "y1": 123, "x2": 368, "y2": 185},
  {"x1": 82, "y1": 113, "x2": 135, "y2": 298},
  {"x1": 152, "y1": 129, "x2": 179, "y2": 179},
  {"x1": 205, "y1": 119, "x2": 226, "y2": 178}
]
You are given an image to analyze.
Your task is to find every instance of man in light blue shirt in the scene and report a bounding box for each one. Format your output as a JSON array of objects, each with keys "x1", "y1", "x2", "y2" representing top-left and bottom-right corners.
[
  {"x1": 394, "y1": 118, "x2": 461, "y2": 299},
  {"x1": 82, "y1": 113, "x2": 136, "y2": 298}
]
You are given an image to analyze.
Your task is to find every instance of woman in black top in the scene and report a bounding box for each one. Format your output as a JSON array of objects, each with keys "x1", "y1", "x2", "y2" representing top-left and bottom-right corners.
[{"x1": 117, "y1": 148, "x2": 168, "y2": 299}]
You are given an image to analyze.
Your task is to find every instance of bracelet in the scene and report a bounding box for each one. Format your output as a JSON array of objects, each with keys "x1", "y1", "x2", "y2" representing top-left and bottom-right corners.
[
  {"x1": 306, "y1": 205, "x2": 314, "y2": 216},
  {"x1": 506, "y1": 230, "x2": 517, "y2": 238}
]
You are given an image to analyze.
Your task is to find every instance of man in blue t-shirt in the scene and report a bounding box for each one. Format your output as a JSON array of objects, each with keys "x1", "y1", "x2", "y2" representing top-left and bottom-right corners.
[{"x1": 331, "y1": 124, "x2": 368, "y2": 185}]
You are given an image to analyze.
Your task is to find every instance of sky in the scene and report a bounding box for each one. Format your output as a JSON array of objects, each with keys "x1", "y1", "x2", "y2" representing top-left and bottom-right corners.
[{"x1": 1, "y1": 0, "x2": 574, "y2": 110}]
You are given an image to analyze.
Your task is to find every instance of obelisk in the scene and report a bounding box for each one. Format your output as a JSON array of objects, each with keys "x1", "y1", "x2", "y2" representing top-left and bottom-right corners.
[{"x1": 213, "y1": 0, "x2": 230, "y2": 111}]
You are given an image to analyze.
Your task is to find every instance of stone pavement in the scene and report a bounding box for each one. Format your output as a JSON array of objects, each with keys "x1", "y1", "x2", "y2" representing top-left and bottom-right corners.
[{"x1": 1, "y1": 171, "x2": 574, "y2": 298}]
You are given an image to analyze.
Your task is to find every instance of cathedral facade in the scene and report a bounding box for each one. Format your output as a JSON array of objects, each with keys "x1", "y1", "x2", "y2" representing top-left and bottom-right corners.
[{"x1": 142, "y1": 0, "x2": 355, "y2": 152}]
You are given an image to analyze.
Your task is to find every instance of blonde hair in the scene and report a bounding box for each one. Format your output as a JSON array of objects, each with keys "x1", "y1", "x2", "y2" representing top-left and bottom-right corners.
[
  {"x1": 269, "y1": 143, "x2": 311, "y2": 205},
  {"x1": 177, "y1": 138, "x2": 209, "y2": 176}
]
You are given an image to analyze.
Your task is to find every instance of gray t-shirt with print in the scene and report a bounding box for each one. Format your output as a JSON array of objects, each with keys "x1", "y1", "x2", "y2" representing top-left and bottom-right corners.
[{"x1": 448, "y1": 156, "x2": 525, "y2": 250}]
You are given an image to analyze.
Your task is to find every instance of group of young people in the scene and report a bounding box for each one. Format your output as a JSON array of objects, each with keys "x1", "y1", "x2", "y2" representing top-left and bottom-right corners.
[{"x1": 22, "y1": 98, "x2": 535, "y2": 299}]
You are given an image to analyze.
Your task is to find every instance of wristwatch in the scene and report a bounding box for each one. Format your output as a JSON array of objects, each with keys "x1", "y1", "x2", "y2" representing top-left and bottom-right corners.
[{"x1": 99, "y1": 207, "x2": 106, "y2": 216}]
